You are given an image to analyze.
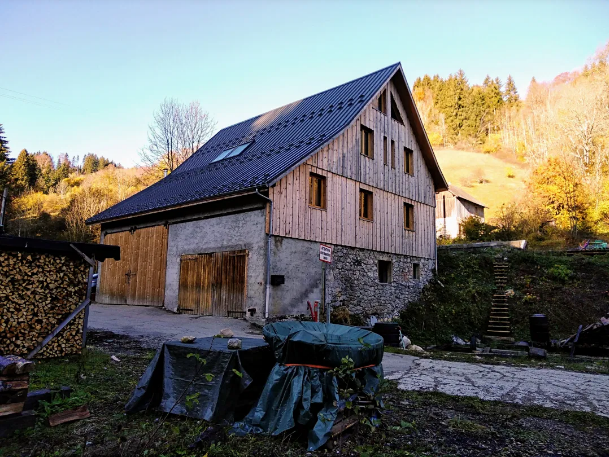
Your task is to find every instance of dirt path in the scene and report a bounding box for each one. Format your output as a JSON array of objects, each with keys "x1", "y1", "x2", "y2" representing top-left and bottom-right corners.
[{"x1": 384, "y1": 353, "x2": 609, "y2": 417}]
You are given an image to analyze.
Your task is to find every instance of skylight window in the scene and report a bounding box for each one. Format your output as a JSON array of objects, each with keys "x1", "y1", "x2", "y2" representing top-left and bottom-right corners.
[{"x1": 211, "y1": 142, "x2": 251, "y2": 162}]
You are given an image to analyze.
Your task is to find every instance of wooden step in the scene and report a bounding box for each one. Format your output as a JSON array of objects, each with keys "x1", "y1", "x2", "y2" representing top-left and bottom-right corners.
[{"x1": 486, "y1": 329, "x2": 512, "y2": 334}]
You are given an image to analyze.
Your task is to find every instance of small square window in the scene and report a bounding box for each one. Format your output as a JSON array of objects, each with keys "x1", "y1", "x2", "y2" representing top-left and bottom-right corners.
[
  {"x1": 360, "y1": 125, "x2": 374, "y2": 158},
  {"x1": 391, "y1": 140, "x2": 396, "y2": 169},
  {"x1": 309, "y1": 173, "x2": 326, "y2": 209},
  {"x1": 212, "y1": 142, "x2": 251, "y2": 162},
  {"x1": 412, "y1": 263, "x2": 420, "y2": 280},
  {"x1": 404, "y1": 147, "x2": 414, "y2": 175},
  {"x1": 378, "y1": 260, "x2": 392, "y2": 283},
  {"x1": 404, "y1": 203, "x2": 414, "y2": 230},
  {"x1": 359, "y1": 189, "x2": 373, "y2": 221}
]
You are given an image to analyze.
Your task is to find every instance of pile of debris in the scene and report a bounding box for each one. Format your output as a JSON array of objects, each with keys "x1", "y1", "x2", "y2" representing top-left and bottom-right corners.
[{"x1": 561, "y1": 313, "x2": 609, "y2": 353}]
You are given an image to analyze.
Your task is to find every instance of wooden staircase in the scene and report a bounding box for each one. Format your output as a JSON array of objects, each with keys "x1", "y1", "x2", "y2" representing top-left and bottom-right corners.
[{"x1": 485, "y1": 260, "x2": 513, "y2": 341}]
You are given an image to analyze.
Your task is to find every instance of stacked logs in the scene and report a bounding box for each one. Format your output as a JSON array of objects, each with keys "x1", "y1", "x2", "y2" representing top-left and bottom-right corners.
[
  {"x1": 0, "y1": 355, "x2": 35, "y2": 417},
  {"x1": 0, "y1": 250, "x2": 88, "y2": 358}
]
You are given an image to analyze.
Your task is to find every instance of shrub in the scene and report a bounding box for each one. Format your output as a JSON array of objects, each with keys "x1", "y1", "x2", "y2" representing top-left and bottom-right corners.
[
  {"x1": 506, "y1": 167, "x2": 516, "y2": 178},
  {"x1": 482, "y1": 133, "x2": 502, "y2": 154}
]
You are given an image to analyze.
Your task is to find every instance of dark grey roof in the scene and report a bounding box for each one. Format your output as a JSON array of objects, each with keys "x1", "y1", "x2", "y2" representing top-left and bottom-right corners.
[{"x1": 88, "y1": 63, "x2": 445, "y2": 224}]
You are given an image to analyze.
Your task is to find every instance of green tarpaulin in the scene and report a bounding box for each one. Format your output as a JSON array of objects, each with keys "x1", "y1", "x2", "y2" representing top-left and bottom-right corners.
[{"x1": 233, "y1": 322, "x2": 384, "y2": 450}]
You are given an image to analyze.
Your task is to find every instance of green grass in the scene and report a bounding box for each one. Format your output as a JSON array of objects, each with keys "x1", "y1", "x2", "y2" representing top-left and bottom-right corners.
[{"x1": 2, "y1": 341, "x2": 608, "y2": 456}]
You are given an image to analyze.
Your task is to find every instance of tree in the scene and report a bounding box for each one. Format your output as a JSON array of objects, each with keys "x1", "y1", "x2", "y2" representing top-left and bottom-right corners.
[
  {"x1": 82, "y1": 153, "x2": 100, "y2": 174},
  {"x1": 504, "y1": 75, "x2": 520, "y2": 107},
  {"x1": 140, "y1": 98, "x2": 216, "y2": 173},
  {"x1": 11, "y1": 149, "x2": 40, "y2": 193},
  {"x1": 0, "y1": 124, "x2": 11, "y2": 190}
]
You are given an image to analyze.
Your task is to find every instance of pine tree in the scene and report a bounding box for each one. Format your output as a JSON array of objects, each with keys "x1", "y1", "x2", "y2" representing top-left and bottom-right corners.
[
  {"x1": 0, "y1": 124, "x2": 10, "y2": 190},
  {"x1": 504, "y1": 75, "x2": 520, "y2": 107},
  {"x1": 82, "y1": 154, "x2": 99, "y2": 174},
  {"x1": 12, "y1": 149, "x2": 40, "y2": 193}
]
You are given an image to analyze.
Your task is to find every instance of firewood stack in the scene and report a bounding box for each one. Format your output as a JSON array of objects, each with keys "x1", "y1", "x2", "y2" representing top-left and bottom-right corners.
[
  {"x1": 0, "y1": 355, "x2": 35, "y2": 417},
  {"x1": 0, "y1": 250, "x2": 89, "y2": 358}
]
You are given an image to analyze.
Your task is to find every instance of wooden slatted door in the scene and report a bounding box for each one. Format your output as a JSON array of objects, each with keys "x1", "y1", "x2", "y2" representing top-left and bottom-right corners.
[
  {"x1": 97, "y1": 225, "x2": 168, "y2": 306},
  {"x1": 178, "y1": 250, "x2": 247, "y2": 316}
]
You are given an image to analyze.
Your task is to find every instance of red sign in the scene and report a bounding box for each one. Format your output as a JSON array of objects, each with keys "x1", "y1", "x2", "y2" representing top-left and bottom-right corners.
[{"x1": 319, "y1": 244, "x2": 332, "y2": 263}]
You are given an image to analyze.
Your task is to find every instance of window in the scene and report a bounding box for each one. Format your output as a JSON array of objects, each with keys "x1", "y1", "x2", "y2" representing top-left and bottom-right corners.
[
  {"x1": 412, "y1": 263, "x2": 420, "y2": 280},
  {"x1": 377, "y1": 90, "x2": 387, "y2": 113},
  {"x1": 404, "y1": 147, "x2": 414, "y2": 175},
  {"x1": 309, "y1": 173, "x2": 326, "y2": 209},
  {"x1": 360, "y1": 125, "x2": 374, "y2": 158},
  {"x1": 212, "y1": 142, "x2": 252, "y2": 162},
  {"x1": 404, "y1": 202, "x2": 414, "y2": 230},
  {"x1": 391, "y1": 94, "x2": 404, "y2": 124},
  {"x1": 391, "y1": 140, "x2": 396, "y2": 169},
  {"x1": 378, "y1": 260, "x2": 392, "y2": 283},
  {"x1": 383, "y1": 136, "x2": 388, "y2": 166},
  {"x1": 359, "y1": 189, "x2": 373, "y2": 220}
]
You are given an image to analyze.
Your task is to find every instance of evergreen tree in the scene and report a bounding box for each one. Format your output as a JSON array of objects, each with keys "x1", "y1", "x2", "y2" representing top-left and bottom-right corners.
[
  {"x1": 82, "y1": 154, "x2": 99, "y2": 174},
  {"x1": 12, "y1": 149, "x2": 40, "y2": 193},
  {"x1": 504, "y1": 75, "x2": 520, "y2": 107},
  {"x1": 0, "y1": 124, "x2": 10, "y2": 190}
]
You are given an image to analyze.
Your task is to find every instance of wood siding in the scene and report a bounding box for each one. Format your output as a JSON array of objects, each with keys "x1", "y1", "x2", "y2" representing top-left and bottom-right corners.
[
  {"x1": 97, "y1": 225, "x2": 168, "y2": 306},
  {"x1": 178, "y1": 250, "x2": 247, "y2": 316},
  {"x1": 269, "y1": 79, "x2": 436, "y2": 258}
]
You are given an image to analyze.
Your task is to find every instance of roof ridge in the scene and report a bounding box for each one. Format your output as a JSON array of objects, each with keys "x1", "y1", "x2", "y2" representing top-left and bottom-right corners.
[{"x1": 214, "y1": 63, "x2": 401, "y2": 133}]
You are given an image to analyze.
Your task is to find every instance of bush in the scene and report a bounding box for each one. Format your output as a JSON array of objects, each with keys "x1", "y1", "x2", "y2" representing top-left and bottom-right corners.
[
  {"x1": 506, "y1": 167, "x2": 516, "y2": 178},
  {"x1": 482, "y1": 133, "x2": 502, "y2": 153},
  {"x1": 460, "y1": 216, "x2": 496, "y2": 241}
]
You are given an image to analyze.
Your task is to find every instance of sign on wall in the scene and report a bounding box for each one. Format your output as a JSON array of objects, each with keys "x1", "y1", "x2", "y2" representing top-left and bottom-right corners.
[{"x1": 319, "y1": 244, "x2": 332, "y2": 263}]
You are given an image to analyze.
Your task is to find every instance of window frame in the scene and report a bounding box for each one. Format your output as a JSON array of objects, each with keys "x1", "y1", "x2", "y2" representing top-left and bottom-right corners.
[
  {"x1": 308, "y1": 172, "x2": 327, "y2": 210},
  {"x1": 359, "y1": 188, "x2": 374, "y2": 221},
  {"x1": 412, "y1": 263, "x2": 420, "y2": 280},
  {"x1": 211, "y1": 142, "x2": 252, "y2": 163},
  {"x1": 360, "y1": 125, "x2": 374, "y2": 159},
  {"x1": 404, "y1": 147, "x2": 414, "y2": 175},
  {"x1": 391, "y1": 140, "x2": 396, "y2": 169},
  {"x1": 383, "y1": 136, "x2": 388, "y2": 166},
  {"x1": 377, "y1": 89, "x2": 387, "y2": 114},
  {"x1": 404, "y1": 202, "x2": 415, "y2": 231},
  {"x1": 378, "y1": 260, "x2": 392, "y2": 284}
]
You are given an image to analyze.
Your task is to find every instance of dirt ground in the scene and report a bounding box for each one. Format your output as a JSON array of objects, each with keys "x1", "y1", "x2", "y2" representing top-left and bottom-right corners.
[{"x1": 1, "y1": 331, "x2": 608, "y2": 457}]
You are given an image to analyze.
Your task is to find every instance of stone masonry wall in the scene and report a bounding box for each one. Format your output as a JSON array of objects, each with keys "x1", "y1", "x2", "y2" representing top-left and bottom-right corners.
[{"x1": 326, "y1": 245, "x2": 434, "y2": 319}]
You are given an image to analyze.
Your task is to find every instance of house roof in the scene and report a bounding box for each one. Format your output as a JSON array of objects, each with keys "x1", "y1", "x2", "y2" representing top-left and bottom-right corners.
[
  {"x1": 446, "y1": 184, "x2": 487, "y2": 208},
  {"x1": 88, "y1": 64, "x2": 447, "y2": 225}
]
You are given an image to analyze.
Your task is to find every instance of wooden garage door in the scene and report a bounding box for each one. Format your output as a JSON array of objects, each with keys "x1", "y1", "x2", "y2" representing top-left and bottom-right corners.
[
  {"x1": 178, "y1": 250, "x2": 247, "y2": 316},
  {"x1": 97, "y1": 225, "x2": 168, "y2": 306}
]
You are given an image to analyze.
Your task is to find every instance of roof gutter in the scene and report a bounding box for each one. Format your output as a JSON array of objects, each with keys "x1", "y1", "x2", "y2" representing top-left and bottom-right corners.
[{"x1": 255, "y1": 187, "x2": 273, "y2": 320}]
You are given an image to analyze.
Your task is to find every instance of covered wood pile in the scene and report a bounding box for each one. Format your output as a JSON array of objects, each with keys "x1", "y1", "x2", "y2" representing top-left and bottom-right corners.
[
  {"x1": 0, "y1": 236, "x2": 120, "y2": 358},
  {"x1": 0, "y1": 250, "x2": 88, "y2": 357}
]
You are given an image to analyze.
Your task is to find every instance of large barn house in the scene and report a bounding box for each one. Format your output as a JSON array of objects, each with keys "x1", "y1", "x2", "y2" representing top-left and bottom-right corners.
[{"x1": 87, "y1": 63, "x2": 448, "y2": 320}]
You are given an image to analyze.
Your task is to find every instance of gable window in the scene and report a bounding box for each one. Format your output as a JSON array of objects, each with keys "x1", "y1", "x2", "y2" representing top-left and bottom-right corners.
[
  {"x1": 391, "y1": 94, "x2": 404, "y2": 124},
  {"x1": 378, "y1": 260, "x2": 392, "y2": 283},
  {"x1": 383, "y1": 136, "x2": 388, "y2": 166},
  {"x1": 391, "y1": 140, "x2": 396, "y2": 169},
  {"x1": 360, "y1": 125, "x2": 374, "y2": 158},
  {"x1": 404, "y1": 202, "x2": 415, "y2": 230},
  {"x1": 309, "y1": 173, "x2": 326, "y2": 209},
  {"x1": 412, "y1": 263, "x2": 420, "y2": 280},
  {"x1": 404, "y1": 147, "x2": 414, "y2": 175},
  {"x1": 212, "y1": 142, "x2": 252, "y2": 162},
  {"x1": 359, "y1": 188, "x2": 373, "y2": 221},
  {"x1": 377, "y1": 89, "x2": 387, "y2": 114}
]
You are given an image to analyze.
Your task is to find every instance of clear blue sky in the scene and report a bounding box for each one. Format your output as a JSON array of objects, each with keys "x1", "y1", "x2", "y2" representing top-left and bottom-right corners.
[{"x1": 2, "y1": 0, "x2": 608, "y2": 166}]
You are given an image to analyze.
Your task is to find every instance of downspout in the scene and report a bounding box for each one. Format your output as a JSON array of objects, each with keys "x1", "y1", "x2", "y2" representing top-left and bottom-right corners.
[{"x1": 255, "y1": 188, "x2": 273, "y2": 319}]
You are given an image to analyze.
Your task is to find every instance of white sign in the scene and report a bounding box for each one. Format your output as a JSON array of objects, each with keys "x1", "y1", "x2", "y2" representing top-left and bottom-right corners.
[{"x1": 319, "y1": 244, "x2": 332, "y2": 263}]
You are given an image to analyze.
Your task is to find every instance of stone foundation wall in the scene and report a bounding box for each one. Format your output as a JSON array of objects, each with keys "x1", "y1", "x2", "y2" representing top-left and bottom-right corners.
[{"x1": 326, "y1": 245, "x2": 434, "y2": 319}]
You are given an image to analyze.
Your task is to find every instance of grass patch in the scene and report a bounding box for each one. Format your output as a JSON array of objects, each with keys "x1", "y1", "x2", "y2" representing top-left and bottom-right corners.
[{"x1": 1, "y1": 334, "x2": 608, "y2": 456}]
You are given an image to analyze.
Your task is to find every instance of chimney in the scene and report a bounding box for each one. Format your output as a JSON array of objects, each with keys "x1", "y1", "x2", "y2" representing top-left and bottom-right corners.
[{"x1": 163, "y1": 168, "x2": 168, "y2": 178}]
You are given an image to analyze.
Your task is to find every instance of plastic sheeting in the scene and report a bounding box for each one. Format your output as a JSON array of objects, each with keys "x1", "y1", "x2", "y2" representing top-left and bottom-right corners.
[
  {"x1": 125, "y1": 337, "x2": 274, "y2": 422},
  {"x1": 234, "y1": 322, "x2": 384, "y2": 450}
]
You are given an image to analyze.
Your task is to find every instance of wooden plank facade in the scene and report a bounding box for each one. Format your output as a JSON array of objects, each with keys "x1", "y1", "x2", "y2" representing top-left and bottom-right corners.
[
  {"x1": 269, "y1": 79, "x2": 436, "y2": 259},
  {"x1": 97, "y1": 225, "x2": 168, "y2": 306},
  {"x1": 177, "y1": 250, "x2": 247, "y2": 316}
]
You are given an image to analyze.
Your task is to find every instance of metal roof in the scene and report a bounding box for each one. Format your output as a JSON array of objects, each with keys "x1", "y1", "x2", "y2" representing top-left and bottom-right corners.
[{"x1": 88, "y1": 63, "x2": 446, "y2": 224}]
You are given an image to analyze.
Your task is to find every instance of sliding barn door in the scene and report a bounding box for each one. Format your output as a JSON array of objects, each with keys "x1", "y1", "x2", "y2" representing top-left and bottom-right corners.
[
  {"x1": 178, "y1": 250, "x2": 247, "y2": 316},
  {"x1": 97, "y1": 225, "x2": 168, "y2": 306}
]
